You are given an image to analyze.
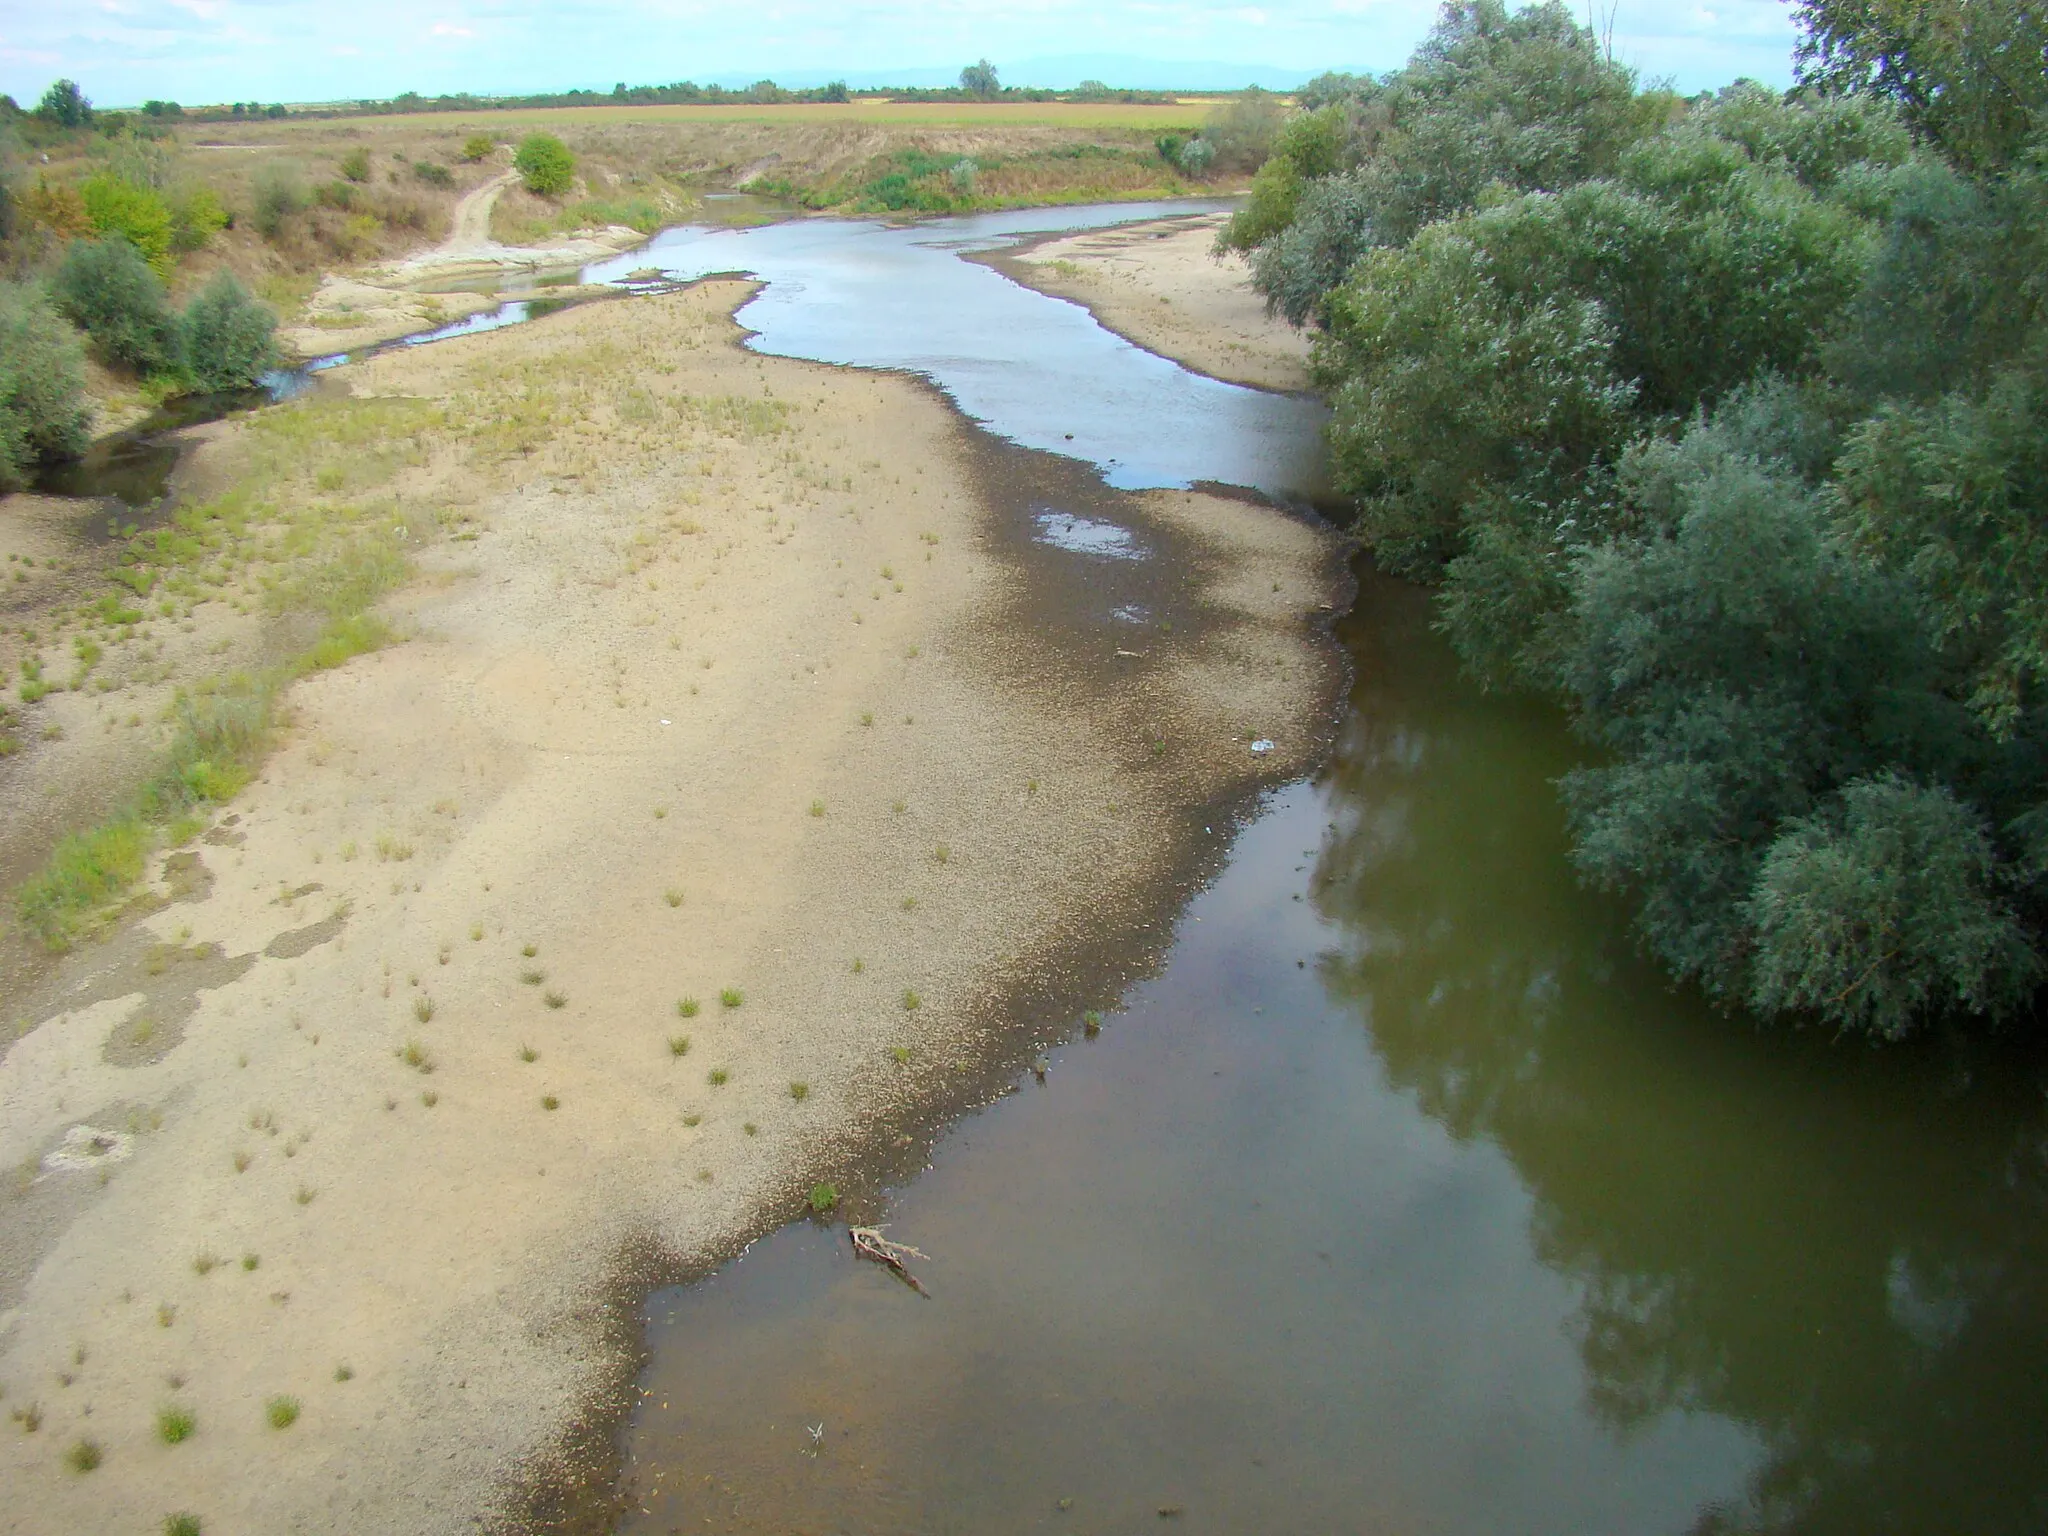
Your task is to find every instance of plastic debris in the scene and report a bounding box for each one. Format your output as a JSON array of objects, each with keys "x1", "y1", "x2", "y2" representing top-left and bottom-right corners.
[{"x1": 1250, "y1": 739, "x2": 1275, "y2": 754}]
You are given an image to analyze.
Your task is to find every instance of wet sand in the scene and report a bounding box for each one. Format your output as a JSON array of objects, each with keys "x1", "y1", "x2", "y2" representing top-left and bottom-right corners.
[{"x1": 0, "y1": 280, "x2": 1344, "y2": 1533}]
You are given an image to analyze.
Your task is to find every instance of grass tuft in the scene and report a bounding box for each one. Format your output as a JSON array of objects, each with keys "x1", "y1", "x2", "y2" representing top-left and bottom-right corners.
[
  {"x1": 708, "y1": 1067, "x2": 729, "y2": 1087},
  {"x1": 334, "y1": 1364, "x2": 353, "y2": 1382},
  {"x1": 165, "y1": 1516, "x2": 202, "y2": 1536},
  {"x1": 667, "y1": 1034, "x2": 691, "y2": 1058},
  {"x1": 543, "y1": 989, "x2": 566, "y2": 1009},
  {"x1": 156, "y1": 1405, "x2": 196, "y2": 1445},
  {"x1": 413, "y1": 995, "x2": 435, "y2": 1023},
  {"x1": 664, "y1": 887, "x2": 684, "y2": 907},
  {"x1": 265, "y1": 1396, "x2": 299, "y2": 1430},
  {"x1": 719, "y1": 987, "x2": 743, "y2": 1009},
  {"x1": 193, "y1": 1252, "x2": 219, "y2": 1276},
  {"x1": 789, "y1": 1081, "x2": 809, "y2": 1101},
  {"x1": 398, "y1": 1039, "x2": 433, "y2": 1073},
  {"x1": 902, "y1": 989, "x2": 921, "y2": 1011},
  {"x1": 518, "y1": 1043, "x2": 537, "y2": 1062},
  {"x1": 541, "y1": 1094, "x2": 559, "y2": 1111},
  {"x1": 808, "y1": 1183, "x2": 838, "y2": 1213},
  {"x1": 64, "y1": 1438, "x2": 102, "y2": 1473}
]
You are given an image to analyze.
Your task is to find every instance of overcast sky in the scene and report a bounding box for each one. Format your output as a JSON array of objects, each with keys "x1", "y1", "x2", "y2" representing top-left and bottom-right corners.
[{"x1": 1, "y1": 0, "x2": 1801, "y2": 110}]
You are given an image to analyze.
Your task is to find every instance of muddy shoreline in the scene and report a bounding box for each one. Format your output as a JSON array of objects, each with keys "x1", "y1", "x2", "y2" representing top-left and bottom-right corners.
[
  {"x1": 503, "y1": 424, "x2": 1356, "y2": 1533},
  {"x1": 0, "y1": 243, "x2": 1343, "y2": 1533}
]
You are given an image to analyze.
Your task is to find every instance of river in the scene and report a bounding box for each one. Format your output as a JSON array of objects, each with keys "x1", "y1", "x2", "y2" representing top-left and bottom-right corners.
[{"x1": 589, "y1": 211, "x2": 2048, "y2": 1536}]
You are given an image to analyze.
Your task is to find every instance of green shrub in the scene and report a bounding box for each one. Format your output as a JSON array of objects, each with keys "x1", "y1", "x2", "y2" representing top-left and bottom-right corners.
[
  {"x1": 79, "y1": 174, "x2": 174, "y2": 273},
  {"x1": 168, "y1": 184, "x2": 229, "y2": 253},
  {"x1": 51, "y1": 237, "x2": 180, "y2": 376},
  {"x1": 338, "y1": 147, "x2": 371, "y2": 183},
  {"x1": 413, "y1": 160, "x2": 454, "y2": 188},
  {"x1": 0, "y1": 282, "x2": 91, "y2": 491},
  {"x1": 514, "y1": 134, "x2": 575, "y2": 197},
  {"x1": 180, "y1": 272, "x2": 278, "y2": 392},
  {"x1": 460, "y1": 134, "x2": 495, "y2": 162},
  {"x1": 251, "y1": 164, "x2": 306, "y2": 238}
]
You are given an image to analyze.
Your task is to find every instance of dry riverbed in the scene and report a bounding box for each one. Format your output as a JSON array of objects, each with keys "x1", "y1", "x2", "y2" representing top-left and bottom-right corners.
[{"x1": 0, "y1": 278, "x2": 1344, "y2": 1533}]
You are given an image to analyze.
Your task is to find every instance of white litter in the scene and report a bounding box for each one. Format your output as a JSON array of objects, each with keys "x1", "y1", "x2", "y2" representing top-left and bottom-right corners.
[{"x1": 1250, "y1": 739, "x2": 1275, "y2": 754}]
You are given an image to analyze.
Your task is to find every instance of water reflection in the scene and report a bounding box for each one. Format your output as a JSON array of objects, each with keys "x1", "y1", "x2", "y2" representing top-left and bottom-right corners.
[{"x1": 1319, "y1": 575, "x2": 2048, "y2": 1535}]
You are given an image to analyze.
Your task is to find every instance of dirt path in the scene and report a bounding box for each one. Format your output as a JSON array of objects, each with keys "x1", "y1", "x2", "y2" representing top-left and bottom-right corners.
[
  {"x1": 445, "y1": 168, "x2": 519, "y2": 251},
  {"x1": 0, "y1": 282, "x2": 1346, "y2": 1536}
]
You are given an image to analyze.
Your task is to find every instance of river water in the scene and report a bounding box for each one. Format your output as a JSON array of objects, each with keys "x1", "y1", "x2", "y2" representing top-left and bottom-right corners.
[
  {"x1": 35, "y1": 201, "x2": 2046, "y2": 1533},
  {"x1": 590, "y1": 210, "x2": 2048, "y2": 1535}
]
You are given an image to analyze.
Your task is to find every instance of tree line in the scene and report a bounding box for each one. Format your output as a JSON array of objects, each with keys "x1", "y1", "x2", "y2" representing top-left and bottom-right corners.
[{"x1": 1222, "y1": 0, "x2": 2048, "y2": 1040}]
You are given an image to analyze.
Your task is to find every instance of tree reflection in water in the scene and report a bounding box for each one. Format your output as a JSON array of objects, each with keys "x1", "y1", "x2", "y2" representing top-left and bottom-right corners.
[{"x1": 1313, "y1": 572, "x2": 2048, "y2": 1536}]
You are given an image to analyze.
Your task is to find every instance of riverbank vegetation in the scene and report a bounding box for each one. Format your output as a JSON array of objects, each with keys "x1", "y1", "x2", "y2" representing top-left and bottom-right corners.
[{"x1": 1226, "y1": 0, "x2": 2048, "y2": 1039}]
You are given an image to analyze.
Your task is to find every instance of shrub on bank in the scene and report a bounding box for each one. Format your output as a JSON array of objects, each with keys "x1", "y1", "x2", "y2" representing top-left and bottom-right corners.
[
  {"x1": 181, "y1": 272, "x2": 279, "y2": 391},
  {"x1": 515, "y1": 133, "x2": 575, "y2": 196},
  {"x1": 79, "y1": 173, "x2": 175, "y2": 273},
  {"x1": 251, "y1": 163, "x2": 307, "y2": 238},
  {"x1": 51, "y1": 235, "x2": 180, "y2": 375},
  {"x1": 0, "y1": 281, "x2": 91, "y2": 491}
]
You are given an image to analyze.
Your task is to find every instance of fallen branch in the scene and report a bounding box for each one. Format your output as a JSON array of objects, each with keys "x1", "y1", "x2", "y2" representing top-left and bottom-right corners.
[{"x1": 849, "y1": 1225, "x2": 930, "y2": 1296}]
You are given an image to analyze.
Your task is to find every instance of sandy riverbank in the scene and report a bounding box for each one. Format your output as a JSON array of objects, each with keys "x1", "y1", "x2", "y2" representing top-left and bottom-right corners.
[
  {"x1": 993, "y1": 211, "x2": 1313, "y2": 393},
  {"x1": 0, "y1": 278, "x2": 1345, "y2": 1534}
]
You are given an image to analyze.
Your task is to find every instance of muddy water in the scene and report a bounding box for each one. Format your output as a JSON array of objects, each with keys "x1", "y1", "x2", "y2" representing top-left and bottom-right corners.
[{"x1": 614, "y1": 575, "x2": 2048, "y2": 1534}]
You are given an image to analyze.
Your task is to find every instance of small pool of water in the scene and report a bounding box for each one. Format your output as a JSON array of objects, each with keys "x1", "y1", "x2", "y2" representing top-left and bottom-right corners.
[
  {"x1": 1031, "y1": 507, "x2": 1145, "y2": 559},
  {"x1": 615, "y1": 576, "x2": 2048, "y2": 1535}
]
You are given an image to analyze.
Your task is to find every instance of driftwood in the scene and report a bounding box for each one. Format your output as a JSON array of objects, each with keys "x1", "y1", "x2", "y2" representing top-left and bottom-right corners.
[{"x1": 849, "y1": 1225, "x2": 930, "y2": 1296}]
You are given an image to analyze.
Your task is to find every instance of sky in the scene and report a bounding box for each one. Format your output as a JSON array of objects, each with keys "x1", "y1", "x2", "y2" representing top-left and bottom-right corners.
[{"x1": 0, "y1": 0, "x2": 1802, "y2": 110}]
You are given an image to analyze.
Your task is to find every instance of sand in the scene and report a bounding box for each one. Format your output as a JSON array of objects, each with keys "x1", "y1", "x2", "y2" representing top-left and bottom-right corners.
[
  {"x1": 995, "y1": 211, "x2": 1314, "y2": 393},
  {"x1": 0, "y1": 279, "x2": 1345, "y2": 1533}
]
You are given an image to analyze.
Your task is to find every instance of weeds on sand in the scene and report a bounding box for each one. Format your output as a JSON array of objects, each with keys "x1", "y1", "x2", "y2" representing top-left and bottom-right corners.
[
  {"x1": 398, "y1": 1039, "x2": 433, "y2": 1073},
  {"x1": 156, "y1": 1405, "x2": 195, "y2": 1444},
  {"x1": 809, "y1": 1183, "x2": 838, "y2": 1213},
  {"x1": 719, "y1": 987, "x2": 743, "y2": 1009},
  {"x1": 708, "y1": 1068, "x2": 729, "y2": 1087},
  {"x1": 743, "y1": 1122, "x2": 758, "y2": 1136},
  {"x1": 521, "y1": 942, "x2": 538, "y2": 958},
  {"x1": 413, "y1": 995, "x2": 435, "y2": 1023},
  {"x1": 294, "y1": 1184, "x2": 316, "y2": 1205},
  {"x1": 157, "y1": 1302, "x2": 176, "y2": 1327},
  {"x1": 334, "y1": 1364, "x2": 353, "y2": 1382},
  {"x1": 192, "y1": 1253, "x2": 219, "y2": 1276},
  {"x1": 232, "y1": 1150, "x2": 251, "y2": 1173},
  {"x1": 851, "y1": 957, "x2": 864, "y2": 973},
  {"x1": 667, "y1": 1035, "x2": 691, "y2": 1058},
  {"x1": 678, "y1": 997, "x2": 700, "y2": 1017},
  {"x1": 809, "y1": 799, "x2": 825, "y2": 818},
  {"x1": 470, "y1": 924, "x2": 483, "y2": 941},
  {"x1": 1084, "y1": 1011, "x2": 1102, "y2": 1036},
  {"x1": 265, "y1": 1396, "x2": 299, "y2": 1429},
  {"x1": 421, "y1": 1090, "x2": 439, "y2": 1107},
  {"x1": 519, "y1": 1044, "x2": 538, "y2": 1062},
  {"x1": 543, "y1": 990, "x2": 566, "y2": 1009},
  {"x1": 64, "y1": 1438, "x2": 101, "y2": 1472},
  {"x1": 682, "y1": 1113, "x2": 701, "y2": 1127},
  {"x1": 653, "y1": 805, "x2": 667, "y2": 819},
  {"x1": 933, "y1": 844, "x2": 949, "y2": 864},
  {"x1": 902, "y1": 989, "x2": 921, "y2": 1011},
  {"x1": 242, "y1": 1254, "x2": 259, "y2": 1271},
  {"x1": 521, "y1": 968, "x2": 545, "y2": 986},
  {"x1": 165, "y1": 1516, "x2": 202, "y2": 1536},
  {"x1": 664, "y1": 888, "x2": 684, "y2": 908},
  {"x1": 900, "y1": 896, "x2": 917, "y2": 911},
  {"x1": 12, "y1": 1402, "x2": 43, "y2": 1432},
  {"x1": 891, "y1": 1045, "x2": 913, "y2": 1065},
  {"x1": 541, "y1": 1095, "x2": 559, "y2": 1111},
  {"x1": 789, "y1": 1081, "x2": 809, "y2": 1101}
]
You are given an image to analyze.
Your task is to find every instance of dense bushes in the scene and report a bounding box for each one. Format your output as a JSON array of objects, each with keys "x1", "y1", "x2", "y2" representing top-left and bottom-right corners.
[
  {"x1": 51, "y1": 234, "x2": 179, "y2": 373},
  {"x1": 180, "y1": 270, "x2": 279, "y2": 390},
  {"x1": 49, "y1": 236, "x2": 276, "y2": 390},
  {"x1": 514, "y1": 133, "x2": 575, "y2": 196},
  {"x1": 1241, "y1": 0, "x2": 2048, "y2": 1038},
  {"x1": 0, "y1": 282, "x2": 91, "y2": 490}
]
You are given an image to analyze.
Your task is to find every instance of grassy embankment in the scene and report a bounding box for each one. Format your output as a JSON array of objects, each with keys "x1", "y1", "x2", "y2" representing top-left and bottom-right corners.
[{"x1": 7, "y1": 395, "x2": 449, "y2": 948}]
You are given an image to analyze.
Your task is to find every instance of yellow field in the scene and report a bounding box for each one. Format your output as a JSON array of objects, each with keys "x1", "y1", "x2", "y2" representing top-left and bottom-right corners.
[{"x1": 263, "y1": 100, "x2": 1214, "y2": 133}]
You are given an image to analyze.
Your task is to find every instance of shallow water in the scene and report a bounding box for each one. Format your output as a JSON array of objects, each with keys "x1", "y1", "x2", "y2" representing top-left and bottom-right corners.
[
  {"x1": 617, "y1": 576, "x2": 2048, "y2": 1535},
  {"x1": 580, "y1": 202, "x2": 1328, "y2": 501}
]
